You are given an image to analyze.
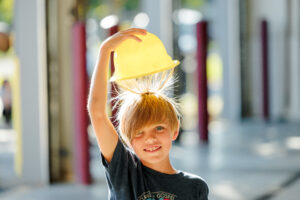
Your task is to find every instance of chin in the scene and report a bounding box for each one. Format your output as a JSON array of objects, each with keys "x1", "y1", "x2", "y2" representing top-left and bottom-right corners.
[{"x1": 140, "y1": 153, "x2": 169, "y2": 165}]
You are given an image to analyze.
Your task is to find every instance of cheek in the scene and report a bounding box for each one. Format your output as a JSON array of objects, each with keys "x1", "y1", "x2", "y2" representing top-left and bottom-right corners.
[
  {"x1": 130, "y1": 139, "x2": 143, "y2": 151},
  {"x1": 160, "y1": 133, "x2": 173, "y2": 146},
  {"x1": 164, "y1": 131, "x2": 173, "y2": 139}
]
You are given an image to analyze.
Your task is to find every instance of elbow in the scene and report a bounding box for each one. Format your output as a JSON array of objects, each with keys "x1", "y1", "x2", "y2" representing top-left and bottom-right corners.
[
  {"x1": 87, "y1": 98, "x2": 93, "y2": 114},
  {"x1": 87, "y1": 98, "x2": 94, "y2": 113},
  {"x1": 87, "y1": 95, "x2": 99, "y2": 112},
  {"x1": 87, "y1": 99, "x2": 106, "y2": 119}
]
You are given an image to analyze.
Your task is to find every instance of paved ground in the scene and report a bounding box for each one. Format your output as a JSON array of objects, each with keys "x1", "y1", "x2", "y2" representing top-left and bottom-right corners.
[{"x1": 0, "y1": 120, "x2": 299, "y2": 200}]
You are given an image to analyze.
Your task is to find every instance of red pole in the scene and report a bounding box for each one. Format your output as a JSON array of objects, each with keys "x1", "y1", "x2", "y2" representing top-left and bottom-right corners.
[
  {"x1": 108, "y1": 25, "x2": 119, "y2": 128},
  {"x1": 72, "y1": 22, "x2": 91, "y2": 184},
  {"x1": 196, "y1": 21, "x2": 209, "y2": 143},
  {"x1": 261, "y1": 20, "x2": 269, "y2": 120}
]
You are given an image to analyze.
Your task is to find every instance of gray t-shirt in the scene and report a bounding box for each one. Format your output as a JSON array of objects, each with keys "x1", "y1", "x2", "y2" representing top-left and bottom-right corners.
[{"x1": 101, "y1": 138, "x2": 209, "y2": 200}]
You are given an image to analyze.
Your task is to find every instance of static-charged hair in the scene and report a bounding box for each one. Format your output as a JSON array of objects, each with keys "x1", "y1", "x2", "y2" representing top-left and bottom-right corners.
[{"x1": 111, "y1": 69, "x2": 181, "y2": 146}]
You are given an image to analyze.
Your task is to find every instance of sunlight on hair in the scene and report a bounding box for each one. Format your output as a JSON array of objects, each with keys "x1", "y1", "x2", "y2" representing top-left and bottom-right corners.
[
  {"x1": 116, "y1": 68, "x2": 176, "y2": 95},
  {"x1": 111, "y1": 69, "x2": 181, "y2": 115},
  {"x1": 110, "y1": 69, "x2": 182, "y2": 146}
]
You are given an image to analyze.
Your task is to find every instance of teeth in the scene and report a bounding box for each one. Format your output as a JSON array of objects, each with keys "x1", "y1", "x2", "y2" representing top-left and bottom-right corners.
[{"x1": 146, "y1": 146, "x2": 160, "y2": 152}]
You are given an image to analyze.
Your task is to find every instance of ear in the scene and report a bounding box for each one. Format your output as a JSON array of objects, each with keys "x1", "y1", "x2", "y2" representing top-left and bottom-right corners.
[{"x1": 171, "y1": 120, "x2": 180, "y2": 141}]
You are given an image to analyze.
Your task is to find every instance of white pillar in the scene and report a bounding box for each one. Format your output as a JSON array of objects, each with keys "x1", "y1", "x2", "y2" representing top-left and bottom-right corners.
[
  {"x1": 14, "y1": 0, "x2": 49, "y2": 184},
  {"x1": 288, "y1": 0, "x2": 300, "y2": 120},
  {"x1": 141, "y1": 0, "x2": 173, "y2": 56},
  {"x1": 225, "y1": 0, "x2": 241, "y2": 120},
  {"x1": 250, "y1": 0, "x2": 287, "y2": 120},
  {"x1": 212, "y1": 0, "x2": 241, "y2": 121}
]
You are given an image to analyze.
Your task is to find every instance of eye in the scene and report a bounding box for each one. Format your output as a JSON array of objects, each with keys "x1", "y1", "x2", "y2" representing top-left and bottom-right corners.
[
  {"x1": 156, "y1": 126, "x2": 165, "y2": 131},
  {"x1": 134, "y1": 131, "x2": 144, "y2": 138}
]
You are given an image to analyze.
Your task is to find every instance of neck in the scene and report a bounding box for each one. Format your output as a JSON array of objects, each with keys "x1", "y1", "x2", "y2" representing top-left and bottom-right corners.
[{"x1": 141, "y1": 157, "x2": 177, "y2": 174}]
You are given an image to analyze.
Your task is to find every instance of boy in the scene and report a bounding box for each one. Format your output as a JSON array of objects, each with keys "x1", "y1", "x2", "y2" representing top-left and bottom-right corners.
[{"x1": 87, "y1": 28, "x2": 209, "y2": 200}]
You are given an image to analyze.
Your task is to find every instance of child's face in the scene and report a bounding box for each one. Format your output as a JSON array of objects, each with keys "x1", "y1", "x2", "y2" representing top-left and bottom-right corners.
[{"x1": 130, "y1": 121, "x2": 178, "y2": 167}]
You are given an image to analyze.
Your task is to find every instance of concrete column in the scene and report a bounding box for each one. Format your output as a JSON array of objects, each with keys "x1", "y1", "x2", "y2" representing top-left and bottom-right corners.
[
  {"x1": 210, "y1": 0, "x2": 241, "y2": 121},
  {"x1": 13, "y1": 0, "x2": 49, "y2": 184},
  {"x1": 47, "y1": 0, "x2": 76, "y2": 182},
  {"x1": 288, "y1": 0, "x2": 300, "y2": 120},
  {"x1": 227, "y1": 0, "x2": 241, "y2": 121},
  {"x1": 250, "y1": 0, "x2": 287, "y2": 120},
  {"x1": 222, "y1": 0, "x2": 241, "y2": 120},
  {"x1": 141, "y1": 0, "x2": 173, "y2": 56},
  {"x1": 239, "y1": 0, "x2": 253, "y2": 118}
]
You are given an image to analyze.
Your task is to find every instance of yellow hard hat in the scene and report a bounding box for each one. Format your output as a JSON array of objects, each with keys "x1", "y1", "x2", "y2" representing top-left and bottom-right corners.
[{"x1": 110, "y1": 32, "x2": 180, "y2": 82}]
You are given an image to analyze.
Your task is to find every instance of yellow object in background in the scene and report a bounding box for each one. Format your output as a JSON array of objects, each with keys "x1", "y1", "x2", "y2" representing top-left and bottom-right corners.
[
  {"x1": 110, "y1": 32, "x2": 180, "y2": 82},
  {"x1": 12, "y1": 56, "x2": 22, "y2": 176}
]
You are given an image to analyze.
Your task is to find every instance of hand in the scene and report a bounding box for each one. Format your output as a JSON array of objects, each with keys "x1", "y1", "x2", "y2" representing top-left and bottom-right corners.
[{"x1": 100, "y1": 28, "x2": 147, "y2": 53}]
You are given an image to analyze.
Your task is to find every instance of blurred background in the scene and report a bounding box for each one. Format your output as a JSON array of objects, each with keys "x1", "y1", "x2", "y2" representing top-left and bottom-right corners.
[{"x1": 0, "y1": 0, "x2": 299, "y2": 199}]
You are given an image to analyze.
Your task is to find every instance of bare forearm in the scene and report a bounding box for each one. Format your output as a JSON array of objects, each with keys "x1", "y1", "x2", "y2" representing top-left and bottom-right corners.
[
  {"x1": 86, "y1": 28, "x2": 147, "y2": 163},
  {"x1": 87, "y1": 45, "x2": 111, "y2": 116},
  {"x1": 87, "y1": 43, "x2": 119, "y2": 162}
]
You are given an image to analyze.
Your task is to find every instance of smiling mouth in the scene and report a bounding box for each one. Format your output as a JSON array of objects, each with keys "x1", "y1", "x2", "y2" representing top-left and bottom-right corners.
[{"x1": 144, "y1": 146, "x2": 162, "y2": 152}]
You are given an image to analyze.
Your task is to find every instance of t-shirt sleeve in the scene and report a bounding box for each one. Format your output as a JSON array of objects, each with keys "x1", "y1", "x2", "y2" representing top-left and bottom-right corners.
[
  {"x1": 198, "y1": 179, "x2": 209, "y2": 200},
  {"x1": 101, "y1": 138, "x2": 138, "y2": 190}
]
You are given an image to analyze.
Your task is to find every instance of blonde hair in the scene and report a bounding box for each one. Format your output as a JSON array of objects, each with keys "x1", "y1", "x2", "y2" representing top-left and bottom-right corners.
[{"x1": 111, "y1": 69, "x2": 181, "y2": 146}]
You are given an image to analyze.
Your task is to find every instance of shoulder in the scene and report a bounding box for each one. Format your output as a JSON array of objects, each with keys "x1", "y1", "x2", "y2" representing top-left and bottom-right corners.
[
  {"x1": 180, "y1": 171, "x2": 206, "y2": 182},
  {"x1": 101, "y1": 137, "x2": 139, "y2": 168},
  {"x1": 179, "y1": 171, "x2": 209, "y2": 194}
]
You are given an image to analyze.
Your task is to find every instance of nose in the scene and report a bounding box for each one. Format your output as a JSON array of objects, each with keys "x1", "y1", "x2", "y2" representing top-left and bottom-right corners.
[{"x1": 145, "y1": 131, "x2": 158, "y2": 144}]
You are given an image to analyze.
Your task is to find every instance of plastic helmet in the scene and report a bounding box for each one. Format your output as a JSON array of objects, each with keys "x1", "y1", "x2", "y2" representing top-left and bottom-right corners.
[{"x1": 110, "y1": 31, "x2": 180, "y2": 82}]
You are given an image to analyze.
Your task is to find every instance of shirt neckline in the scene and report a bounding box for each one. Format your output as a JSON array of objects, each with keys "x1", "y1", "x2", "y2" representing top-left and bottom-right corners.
[{"x1": 142, "y1": 164, "x2": 183, "y2": 179}]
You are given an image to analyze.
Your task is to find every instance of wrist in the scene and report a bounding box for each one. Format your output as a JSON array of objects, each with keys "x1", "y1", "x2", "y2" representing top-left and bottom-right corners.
[
  {"x1": 99, "y1": 43, "x2": 113, "y2": 57},
  {"x1": 100, "y1": 40, "x2": 114, "y2": 52}
]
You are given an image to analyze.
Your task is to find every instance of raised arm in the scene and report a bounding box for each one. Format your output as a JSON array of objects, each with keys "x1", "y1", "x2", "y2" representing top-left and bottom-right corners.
[{"x1": 87, "y1": 28, "x2": 147, "y2": 163}]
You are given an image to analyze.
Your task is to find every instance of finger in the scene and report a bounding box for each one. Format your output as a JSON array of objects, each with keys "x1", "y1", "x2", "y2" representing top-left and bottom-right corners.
[
  {"x1": 123, "y1": 28, "x2": 146, "y2": 32},
  {"x1": 122, "y1": 28, "x2": 147, "y2": 35},
  {"x1": 127, "y1": 35, "x2": 142, "y2": 42}
]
